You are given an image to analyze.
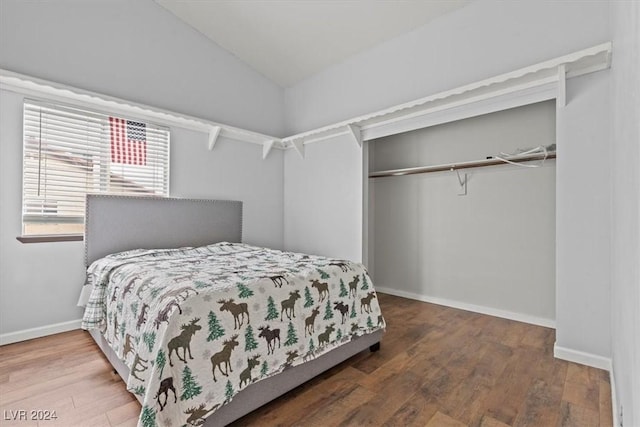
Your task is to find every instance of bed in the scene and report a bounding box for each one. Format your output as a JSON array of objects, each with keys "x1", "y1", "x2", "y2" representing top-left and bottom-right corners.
[{"x1": 80, "y1": 195, "x2": 385, "y2": 427}]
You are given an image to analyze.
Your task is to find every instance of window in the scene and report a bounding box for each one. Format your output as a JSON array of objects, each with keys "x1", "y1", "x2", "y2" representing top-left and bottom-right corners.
[{"x1": 22, "y1": 100, "x2": 170, "y2": 236}]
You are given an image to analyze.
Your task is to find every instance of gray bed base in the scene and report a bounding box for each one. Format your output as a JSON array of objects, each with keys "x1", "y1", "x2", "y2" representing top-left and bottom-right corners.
[
  {"x1": 90, "y1": 329, "x2": 383, "y2": 426},
  {"x1": 84, "y1": 195, "x2": 382, "y2": 426}
]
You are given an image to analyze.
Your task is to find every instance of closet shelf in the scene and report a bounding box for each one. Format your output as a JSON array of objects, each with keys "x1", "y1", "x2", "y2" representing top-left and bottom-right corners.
[{"x1": 369, "y1": 151, "x2": 557, "y2": 178}]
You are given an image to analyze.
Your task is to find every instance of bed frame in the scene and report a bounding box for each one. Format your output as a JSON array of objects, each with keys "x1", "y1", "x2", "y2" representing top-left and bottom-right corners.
[{"x1": 84, "y1": 195, "x2": 382, "y2": 426}]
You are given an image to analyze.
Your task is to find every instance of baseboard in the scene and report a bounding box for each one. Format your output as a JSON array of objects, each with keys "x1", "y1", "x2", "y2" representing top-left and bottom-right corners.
[
  {"x1": 0, "y1": 319, "x2": 82, "y2": 345},
  {"x1": 375, "y1": 286, "x2": 556, "y2": 328},
  {"x1": 554, "y1": 343, "x2": 617, "y2": 424},
  {"x1": 610, "y1": 363, "x2": 619, "y2": 427},
  {"x1": 553, "y1": 343, "x2": 612, "y2": 371}
]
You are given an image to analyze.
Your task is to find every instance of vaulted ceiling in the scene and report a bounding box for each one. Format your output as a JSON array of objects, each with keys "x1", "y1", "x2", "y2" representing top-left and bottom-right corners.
[{"x1": 155, "y1": 0, "x2": 472, "y2": 88}]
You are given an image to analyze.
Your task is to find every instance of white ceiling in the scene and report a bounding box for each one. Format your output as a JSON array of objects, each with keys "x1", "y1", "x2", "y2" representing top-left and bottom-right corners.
[{"x1": 155, "y1": 0, "x2": 472, "y2": 88}]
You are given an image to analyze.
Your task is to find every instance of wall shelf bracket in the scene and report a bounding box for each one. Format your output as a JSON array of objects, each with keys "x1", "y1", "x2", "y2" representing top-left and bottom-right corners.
[
  {"x1": 346, "y1": 124, "x2": 362, "y2": 147},
  {"x1": 291, "y1": 139, "x2": 305, "y2": 159},
  {"x1": 557, "y1": 64, "x2": 567, "y2": 108},
  {"x1": 207, "y1": 126, "x2": 222, "y2": 151},
  {"x1": 262, "y1": 140, "x2": 275, "y2": 159}
]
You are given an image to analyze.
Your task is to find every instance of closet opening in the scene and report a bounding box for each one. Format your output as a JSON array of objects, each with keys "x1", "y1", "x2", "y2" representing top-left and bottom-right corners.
[{"x1": 364, "y1": 100, "x2": 556, "y2": 328}]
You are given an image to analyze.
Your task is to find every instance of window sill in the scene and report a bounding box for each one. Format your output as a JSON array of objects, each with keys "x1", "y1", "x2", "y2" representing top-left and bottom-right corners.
[{"x1": 17, "y1": 234, "x2": 83, "y2": 243}]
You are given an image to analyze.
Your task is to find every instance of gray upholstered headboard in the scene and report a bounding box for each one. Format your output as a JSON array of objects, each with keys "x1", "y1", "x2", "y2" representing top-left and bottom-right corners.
[{"x1": 85, "y1": 195, "x2": 243, "y2": 265}]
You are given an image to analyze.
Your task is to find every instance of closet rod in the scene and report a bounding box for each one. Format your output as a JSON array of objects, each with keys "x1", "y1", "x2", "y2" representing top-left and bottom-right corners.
[{"x1": 369, "y1": 151, "x2": 556, "y2": 178}]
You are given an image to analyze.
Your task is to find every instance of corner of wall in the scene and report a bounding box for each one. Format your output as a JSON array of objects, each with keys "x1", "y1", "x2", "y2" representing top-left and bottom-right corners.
[{"x1": 553, "y1": 342, "x2": 612, "y2": 371}]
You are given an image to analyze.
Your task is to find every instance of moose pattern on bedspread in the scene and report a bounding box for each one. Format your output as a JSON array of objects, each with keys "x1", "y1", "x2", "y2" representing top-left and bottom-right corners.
[{"x1": 81, "y1": 242, "x2": 385, "y2": 427}]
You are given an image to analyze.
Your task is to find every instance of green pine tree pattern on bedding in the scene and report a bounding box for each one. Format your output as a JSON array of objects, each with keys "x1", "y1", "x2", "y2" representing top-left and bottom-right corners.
[{"x1": 81, "y1": 242, "x2": 385, "y2": 427}]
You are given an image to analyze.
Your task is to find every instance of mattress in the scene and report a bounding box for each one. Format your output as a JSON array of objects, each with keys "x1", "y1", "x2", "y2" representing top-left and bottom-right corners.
[{"x1": 81, "y1": 242, "x2": 385, "y2": 427}]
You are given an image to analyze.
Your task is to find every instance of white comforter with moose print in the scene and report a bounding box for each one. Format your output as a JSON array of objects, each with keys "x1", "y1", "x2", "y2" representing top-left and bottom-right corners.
[{"x1": 81, "y1": 242, "x2": 385, "y2": 427}]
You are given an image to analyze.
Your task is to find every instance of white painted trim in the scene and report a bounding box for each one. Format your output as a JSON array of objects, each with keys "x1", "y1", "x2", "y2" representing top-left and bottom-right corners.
[
  {"x1": 0, "y1": 319, "x2": 82, "y2": 345},
  {"x1": 553, "y1": 343, "x2": 613, "y2": 371},
  {"x1": 282, "y1": 83, "x2": 556, "y2": 147},
  {"x1": 363, "y1": 82, "x2": 557, "y2": 141},
  {"x1": 375, "y1": 285, "x2": 556, "y2": 328},
  {"x1": 610, "y1": 363, "x2": 620, "y2": 427},
  {"x1": 363, "y1": 76, "x2": 558, "y2": 137}
]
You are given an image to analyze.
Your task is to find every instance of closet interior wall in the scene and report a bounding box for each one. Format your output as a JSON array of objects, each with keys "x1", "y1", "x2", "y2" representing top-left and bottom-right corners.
[{"x1": 368, "y1": 100, "x2": 556, "y2": 325}]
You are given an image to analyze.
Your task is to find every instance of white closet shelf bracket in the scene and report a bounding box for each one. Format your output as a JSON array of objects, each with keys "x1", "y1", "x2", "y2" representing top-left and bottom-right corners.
[
  {"x1": 346, "y1": 124, "x2": 362, "y2": 147},
  {"x1": 207, "y1": 126, "x2": 222, "y2": 151},
  {"x1": 291, "y1": 139, "x2": 305, "y2": 159},
  {"x1": 262, "y1": 140, "x2": 276, "y2": 159},
  {"x1": 557, "y1": 64, "x2": 567, "y2": 108}
]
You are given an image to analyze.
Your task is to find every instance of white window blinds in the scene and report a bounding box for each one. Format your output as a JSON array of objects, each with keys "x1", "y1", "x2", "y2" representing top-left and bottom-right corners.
[{"x1": 22, "y1": 100, "x2": 170, "y2": 236}]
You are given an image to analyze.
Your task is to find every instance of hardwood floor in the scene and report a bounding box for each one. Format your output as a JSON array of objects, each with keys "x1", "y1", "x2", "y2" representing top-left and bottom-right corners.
[{"x1": 0, "y1": 293, "x2": 612, "y2": 426}]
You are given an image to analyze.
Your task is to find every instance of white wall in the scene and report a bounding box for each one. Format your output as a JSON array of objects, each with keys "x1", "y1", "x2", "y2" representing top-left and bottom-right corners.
[
  {"x1": 283, "y1": 0, "x2": 612, "y2": 362},
  {"x1": 0, "y1": 92, "x2": 88, "y2": 335},
  {"x1": 555, "y1": 72, "x2": 611, "y2": 360},
  {"x1": 0, "y1": 0, "x2": 285, "y2": 136},
  {"x1": 369, "y1": 101, "x2": 556, "y2": 325},
  {"x1": 0, "y1": 0, "x2": 285, "y2": 340},
  {"x1": 283, "y1": 135, "x2": 363, "y2": 262},
  {"x1": 610, "y1": 2, "x2": 640, "y2": 425},
  {"x1": 170, "y1": 128, "x2": 284, "y2": 250}
]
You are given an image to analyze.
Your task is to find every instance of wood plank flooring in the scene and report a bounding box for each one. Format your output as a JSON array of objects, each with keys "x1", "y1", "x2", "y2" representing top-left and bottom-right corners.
[{"x1": 0, "y1": 293, "x2": 612, "y2": 426}]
